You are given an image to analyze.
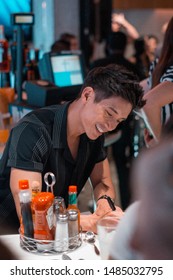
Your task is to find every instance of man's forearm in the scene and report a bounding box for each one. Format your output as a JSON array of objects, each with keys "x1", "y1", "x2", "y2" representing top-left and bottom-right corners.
[{"x1": 94, "y1": 181, "x2": 116, "y2": 201}]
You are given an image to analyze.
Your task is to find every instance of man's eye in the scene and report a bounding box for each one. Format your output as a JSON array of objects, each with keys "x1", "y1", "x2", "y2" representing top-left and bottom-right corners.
[{"x1": 106, "y1": 110, "x2": 112, "y2": 117}]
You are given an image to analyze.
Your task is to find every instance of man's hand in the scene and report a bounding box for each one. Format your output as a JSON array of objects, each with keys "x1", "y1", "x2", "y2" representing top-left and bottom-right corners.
[{"x1": 80, "y1": 206, "x2": 124, "y2": 233}]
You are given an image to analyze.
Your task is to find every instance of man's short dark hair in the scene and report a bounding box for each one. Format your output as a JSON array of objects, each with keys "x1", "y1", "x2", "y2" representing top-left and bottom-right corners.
[{"x1": 80, "y1": 64, "x2": 145, "y2": 110}]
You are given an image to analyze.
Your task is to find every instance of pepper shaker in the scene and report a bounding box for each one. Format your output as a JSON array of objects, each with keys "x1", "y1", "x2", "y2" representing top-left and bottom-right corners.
[{"x1": 67, "y1": 209, "x2": 79, "y2": 248}]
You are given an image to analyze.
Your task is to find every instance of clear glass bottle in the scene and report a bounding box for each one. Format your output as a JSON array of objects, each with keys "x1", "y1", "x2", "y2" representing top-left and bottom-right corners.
[
  {"x1": 54, "y1": 196, "x2": 66, "y2": 215},
  {"x1": 67, "y1": 185, "x2": 80, "y2": 232},
  {"x1": 0, "y1": 25, "x2": 9, "y2": 72},
  {"x1": 18, "y1": 179, "x2": 34, "y2": 238}
]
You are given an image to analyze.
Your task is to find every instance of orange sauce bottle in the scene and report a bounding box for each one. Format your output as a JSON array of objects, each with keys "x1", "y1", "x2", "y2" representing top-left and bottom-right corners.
[{"x1": 32, "y1": 192, "x2": 55, "y2": 242}]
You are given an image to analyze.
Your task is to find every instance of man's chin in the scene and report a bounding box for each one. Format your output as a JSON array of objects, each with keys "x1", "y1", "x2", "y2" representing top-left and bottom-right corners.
[{"x1": 87, "y1": 133, "x2": 100, "y2": 141}]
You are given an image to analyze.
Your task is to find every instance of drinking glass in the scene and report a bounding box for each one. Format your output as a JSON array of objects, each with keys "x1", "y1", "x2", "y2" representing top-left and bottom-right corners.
[
  {"x1": 54, "y1": 196, "x2": 66, "y2": 215},
  {"x1": 97, "y1": 216, "x2": 118, "y2": 259}
]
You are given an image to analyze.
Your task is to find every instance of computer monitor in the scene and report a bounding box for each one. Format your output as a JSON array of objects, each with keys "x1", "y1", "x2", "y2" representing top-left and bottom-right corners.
[
  {"x1": 50, "y1": 52, "x2": 85, "y2": 87},
  {"x1": 39, "y1": 51, "x2": 86, "y2": 88},
  {"x1": 26, "y1": 51, "x2": 86, "y2": 107}
]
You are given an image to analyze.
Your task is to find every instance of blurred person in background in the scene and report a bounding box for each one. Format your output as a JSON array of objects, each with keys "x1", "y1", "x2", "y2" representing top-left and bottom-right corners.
[
  {"x1": 90, "y1": 31, "x2": 138, "y2": 75},
  {"x1": 129, "y1": 36, "x2": 150, "y2": 81},
  {"x1": 50, "y1": 39, "x2": 70, "y2": 53},
  {"x1": 130, "y1": 136, "x2": 173, "y2": 260},
  {"x1": 109, "y1": 113, "x2": 173, "y2": 260},
  {"x1": 109, "y1": 136, "x2": 173, "y2": 260},
  {"x1": 111, "y1": 13, "x2": 139, "y2": 59},
  {"x1": 59, "y1": 32, "x2": 79, "y2": 51},
  {"x1": 147, "y1": 34, "x2": 159, "y2": 62},
  {"x1": 140, "y1": 17, "x2": 173, "y2": 146},
  {"x1": 111, "y1": 13, "x2": 139, "y2": 40}
]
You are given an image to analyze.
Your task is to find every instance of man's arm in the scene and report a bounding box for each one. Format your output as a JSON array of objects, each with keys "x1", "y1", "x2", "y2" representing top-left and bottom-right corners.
[
  {"x1": 112, "y1": 13, "x2": 139, "y2": 40},
  {"x1": 91, "y1": 158, "x2": 116, "y2": 215},
  {"x1": 80, "y1": 158, "x2": 123, "y2": 233},
  {"x1": 10, "y1": 168, "x2": 42, "y2": 220}
]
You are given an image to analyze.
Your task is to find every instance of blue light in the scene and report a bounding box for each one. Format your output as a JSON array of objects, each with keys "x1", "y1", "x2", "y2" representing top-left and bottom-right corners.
[{"x1": 0, "y1": 0, "x2": 32, "y2": 40}]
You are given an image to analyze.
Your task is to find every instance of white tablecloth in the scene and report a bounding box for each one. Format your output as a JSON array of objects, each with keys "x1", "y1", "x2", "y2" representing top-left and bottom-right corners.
[{"x1": 0, "y1": 234, "x2": 101, "y2": 260}]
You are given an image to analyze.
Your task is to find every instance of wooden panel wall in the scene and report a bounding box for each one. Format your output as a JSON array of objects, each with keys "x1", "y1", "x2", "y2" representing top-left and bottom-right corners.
[{"x1": 112, "y1": 0, "x2": 173, "y2": 9}]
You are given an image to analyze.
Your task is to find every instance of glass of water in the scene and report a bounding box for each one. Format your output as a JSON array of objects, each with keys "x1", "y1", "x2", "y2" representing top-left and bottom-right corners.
[{"x1": 97, "y1": 216, "x2": 118, "y2": 259}]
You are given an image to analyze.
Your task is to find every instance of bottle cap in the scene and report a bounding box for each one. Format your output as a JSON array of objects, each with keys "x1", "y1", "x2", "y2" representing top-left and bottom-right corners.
[
  {"x1": 19, "y1": 179, "x2": 29, "y2": 190},
  {"x1": 69, "y1": 185, "x2": 77, "y2": 192},
  {"x1": 32, "y1": 192, "x2": 54, "y2": 210}
]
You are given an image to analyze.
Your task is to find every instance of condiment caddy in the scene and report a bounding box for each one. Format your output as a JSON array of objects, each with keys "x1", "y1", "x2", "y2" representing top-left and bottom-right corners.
[{"x1": 19, "y1": 173, "x2": 82, "y2": 254}]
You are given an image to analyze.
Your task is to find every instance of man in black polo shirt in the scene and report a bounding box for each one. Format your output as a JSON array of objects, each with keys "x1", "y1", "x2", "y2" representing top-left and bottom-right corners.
[{"x1": 0, "y1": 64, "x2": 144, "y2": 233}]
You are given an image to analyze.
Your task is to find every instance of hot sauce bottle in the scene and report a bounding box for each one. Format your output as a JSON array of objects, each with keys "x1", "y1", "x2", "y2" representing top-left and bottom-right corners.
[
  {"x1": 18, "y1": 179, "x2": 34, "y2": 238},
  {"x1": 67, "y1": 185, "x2": 80, "y2": 232},
  {"x1": 32, "y1": 192, "x2": 55, "y2": 250}
]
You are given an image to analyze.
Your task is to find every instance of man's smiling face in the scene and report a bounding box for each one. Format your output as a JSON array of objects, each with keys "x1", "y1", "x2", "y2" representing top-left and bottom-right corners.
[{"x1": 80, "y1": 91, "x2": 132, "y2": 140}]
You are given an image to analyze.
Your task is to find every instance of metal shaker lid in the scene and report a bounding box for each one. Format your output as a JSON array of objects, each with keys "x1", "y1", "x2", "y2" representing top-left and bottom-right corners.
[
  {"x1": 67, "y1": 209, "x2": 78, "y2": 220},
  {"x1": 57, "y1": 212, "x2": 68, "y2": 222}
]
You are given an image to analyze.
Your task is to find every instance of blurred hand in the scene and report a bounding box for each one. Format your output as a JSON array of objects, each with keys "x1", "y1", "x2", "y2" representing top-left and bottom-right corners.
[
  {"x1": 80, "y1": 206, "x2": 124, "y2": 234},
  {"x1": 112, "y1": 13, "x2": 125, "y2": 25}
]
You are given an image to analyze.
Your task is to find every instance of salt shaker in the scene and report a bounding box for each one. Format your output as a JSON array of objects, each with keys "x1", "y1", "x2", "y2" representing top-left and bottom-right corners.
[{"x1": 54, "y1": 212, "x2": 69, "y2": 252}]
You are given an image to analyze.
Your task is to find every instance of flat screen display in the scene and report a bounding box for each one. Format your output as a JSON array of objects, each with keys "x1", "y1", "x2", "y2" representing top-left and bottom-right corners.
[{"x1": 50, "y1": 54, "x2": 84, "y2": 87}]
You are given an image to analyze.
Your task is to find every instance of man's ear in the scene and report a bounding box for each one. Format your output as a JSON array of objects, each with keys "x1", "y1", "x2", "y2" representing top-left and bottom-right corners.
[{"x1": 82, "y1": 87, "x2": 95, "y2": 101}]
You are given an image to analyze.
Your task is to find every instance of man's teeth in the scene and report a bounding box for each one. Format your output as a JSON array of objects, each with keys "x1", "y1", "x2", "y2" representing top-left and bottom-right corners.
[{"x1": 96, "y1": 125, "x2": 104, "y2": 133}]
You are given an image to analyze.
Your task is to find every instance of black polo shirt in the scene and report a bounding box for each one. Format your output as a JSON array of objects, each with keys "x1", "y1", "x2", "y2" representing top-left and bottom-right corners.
[{"x1": 0, "y1": 102, "x2": 106, "y2": 230}]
